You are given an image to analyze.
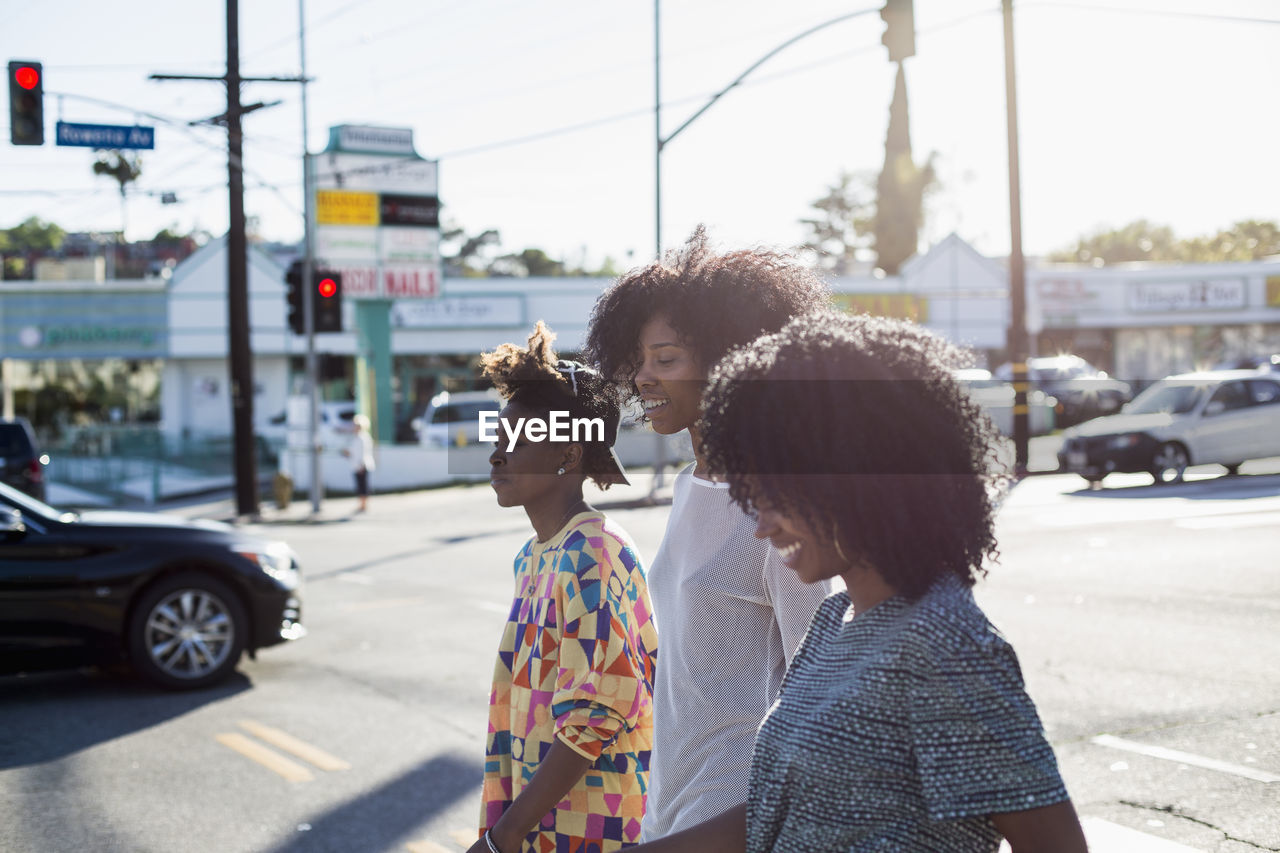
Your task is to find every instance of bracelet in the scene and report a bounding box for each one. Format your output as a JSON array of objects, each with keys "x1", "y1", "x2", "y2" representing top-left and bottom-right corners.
[{"x1": 483, "y1": 829, "x2": 503, "y2": 853}]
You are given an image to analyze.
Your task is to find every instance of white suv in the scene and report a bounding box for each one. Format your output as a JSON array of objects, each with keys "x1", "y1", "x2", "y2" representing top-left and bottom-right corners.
[{"x1": 414, "y1": 390, "x2": 503, "y2": 448}]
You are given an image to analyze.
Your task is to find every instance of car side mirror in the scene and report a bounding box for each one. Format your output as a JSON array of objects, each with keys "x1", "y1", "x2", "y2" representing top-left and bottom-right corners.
[
  {"x1": 1204, "y1": 400, "x2": 1226, "y2": 416},
  {"x1": 2, "y1": 508, "x2": 27, "y2": 541}
]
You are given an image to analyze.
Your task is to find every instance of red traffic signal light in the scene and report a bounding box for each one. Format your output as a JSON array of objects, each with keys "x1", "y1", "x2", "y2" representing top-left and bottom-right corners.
[
  {"x1": 8, "y1": 60, "x2": 45, "y2": 146},
  {"x1": 14, "y1": 66, "x2": 39, "y2": 90},
  {"x1": 317, "y1": 277, "x2": 337, "y2": 299}
]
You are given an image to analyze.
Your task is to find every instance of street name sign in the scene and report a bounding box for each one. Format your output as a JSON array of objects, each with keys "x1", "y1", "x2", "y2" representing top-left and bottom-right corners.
[{"x1": 56, "y1": 121, "x2": 155, "y2": 150}]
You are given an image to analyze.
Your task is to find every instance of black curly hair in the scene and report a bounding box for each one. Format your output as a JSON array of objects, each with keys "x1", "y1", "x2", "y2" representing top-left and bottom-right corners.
[
  {"x1": 480, "y1": 321, "x2": 623, "y2": 489},
  {"x1": 584, "y1": 226, "x2": 829, "y2": 407},
  {"x1": 698, "y1": 310, "x2": 1006, "y2": 599}
]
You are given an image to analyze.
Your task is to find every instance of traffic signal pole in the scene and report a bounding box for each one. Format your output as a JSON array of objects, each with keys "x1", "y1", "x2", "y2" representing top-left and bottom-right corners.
[{"x1": 1002, "y1": 0, "x2": 1030, "y2": 475}]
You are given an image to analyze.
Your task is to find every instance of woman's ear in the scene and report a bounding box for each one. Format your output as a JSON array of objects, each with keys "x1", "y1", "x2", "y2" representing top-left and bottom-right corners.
[{"x1": 560, "y1": 443, "x2": 584, "y2": 473}]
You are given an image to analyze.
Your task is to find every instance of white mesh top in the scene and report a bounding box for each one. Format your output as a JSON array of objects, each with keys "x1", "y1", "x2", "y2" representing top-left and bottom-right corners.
[{"x1": 640, "y1": 463, "x2": 834, "y2": 841}]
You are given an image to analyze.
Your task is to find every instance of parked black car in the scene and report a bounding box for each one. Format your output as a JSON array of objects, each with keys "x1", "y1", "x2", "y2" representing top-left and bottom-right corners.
[
  {"x1": 996, "y1": 356, "x2": 1131, "y2": 426},
  {"x1": 0, "y1": 417, "x2": 47, "y2": 501},
  {"x1": 0, "y1": 483, "x2": 304, "y2": 688}
]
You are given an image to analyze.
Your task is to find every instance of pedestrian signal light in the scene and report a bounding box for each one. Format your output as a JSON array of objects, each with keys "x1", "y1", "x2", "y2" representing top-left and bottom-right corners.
[
  {"x1": 879, "y1": 0, "x2": 916, "y2": 64},
  {"x1": 8, "y1": 60, "x2": 45, "y2": 146}
]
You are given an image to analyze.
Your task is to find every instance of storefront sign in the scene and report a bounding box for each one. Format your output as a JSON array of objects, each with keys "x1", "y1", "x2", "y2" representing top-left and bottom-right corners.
[
  {"x1": 1127, "y1": 278, "x2": 1247, "y2": 313},
  {"x1": 315, "y1": 190, "x2": 380, "y2": 226},
  {"x1": 391, "y1": 296, "x2": 524, "y2": 328},
  {"x1": 831, "y1": 292, "x2": 928, "y2": 322},
  {"x1": 379, "y1": 193, "x2": 439, "y2": 227},
  {"x1": 313, "y1": 134, "x2": 441, "y2": 299}
]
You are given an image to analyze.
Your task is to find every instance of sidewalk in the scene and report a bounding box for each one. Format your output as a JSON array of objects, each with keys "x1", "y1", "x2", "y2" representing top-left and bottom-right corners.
[{"x1": 158, "y1": 465, "x2": 681, "y2": 525}]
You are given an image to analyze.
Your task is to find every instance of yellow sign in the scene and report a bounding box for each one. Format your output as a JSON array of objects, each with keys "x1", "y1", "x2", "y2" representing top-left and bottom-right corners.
[
  {"x1": 1266, "y1": 275, "x2": 1280, "y2": 308},
  {"x1": 315, "y1": 190, "x2": 379, "y2": 226},
  {"x1": 832, "y1": 292, "x2": 929, "y2": 323}
]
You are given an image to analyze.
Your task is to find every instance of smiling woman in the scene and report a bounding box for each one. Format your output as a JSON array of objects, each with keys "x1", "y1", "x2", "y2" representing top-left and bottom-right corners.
[{"x1": 648, "y1": 310, "x2": 1089, "y2": 853}]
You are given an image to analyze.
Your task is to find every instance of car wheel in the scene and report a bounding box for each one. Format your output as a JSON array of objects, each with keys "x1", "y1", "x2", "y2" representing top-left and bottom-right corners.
[
  {"x1": 1150, "y1": 442, "x2": 1189, "y2": 485},
  {"x1": 1224, "y1": 463, "x2": 1242, "y2": 476},
  {"x1": 128, "y1": 572, "x2": 247, "y2": 690},
  {"x1": 1081, "y1": 474, "x2": 1106, "y2": 487}
]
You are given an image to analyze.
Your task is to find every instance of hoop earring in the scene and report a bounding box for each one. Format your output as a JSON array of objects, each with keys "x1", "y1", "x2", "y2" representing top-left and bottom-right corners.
[
  {"x1": 834, "y1": 533, "x2": 851, "y2": 565},
  {"x1": 556, "y1": 467, "x2": 566, "y2": 476}
]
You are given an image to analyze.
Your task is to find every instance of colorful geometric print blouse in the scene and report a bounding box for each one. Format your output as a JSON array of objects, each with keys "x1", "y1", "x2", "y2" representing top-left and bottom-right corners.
[{"x1": 481, "y1": 511, "x2": 658, "y2": 853}]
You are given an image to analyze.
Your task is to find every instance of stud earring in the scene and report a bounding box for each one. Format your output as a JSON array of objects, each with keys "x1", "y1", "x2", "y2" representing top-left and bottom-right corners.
[{"x1": 556, "y1": 467, "x2": 566, "y2": 475}]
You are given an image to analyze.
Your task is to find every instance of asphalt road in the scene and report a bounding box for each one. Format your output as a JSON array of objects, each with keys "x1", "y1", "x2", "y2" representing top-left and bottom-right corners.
[{"x1": 2, "y1": 460, "x2": 1277, "y2": 853}]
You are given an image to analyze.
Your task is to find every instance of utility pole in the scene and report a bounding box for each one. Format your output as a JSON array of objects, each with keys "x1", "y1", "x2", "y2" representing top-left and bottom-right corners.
[
  {"x1": 153, "y1": 0, "x2": 306, "y2": 517},
  {"x1": 1002, "y1": 0, "x2": 1030, "y2": 475},
  {"x1": 298, "y1": 0, "x2": 323, "y2": 514}
]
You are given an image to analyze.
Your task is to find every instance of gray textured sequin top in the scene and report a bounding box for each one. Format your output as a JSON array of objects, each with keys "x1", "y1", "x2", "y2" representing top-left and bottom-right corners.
[{"x1": 746, "y1": 576, "x2": 1068, "y2": 853}]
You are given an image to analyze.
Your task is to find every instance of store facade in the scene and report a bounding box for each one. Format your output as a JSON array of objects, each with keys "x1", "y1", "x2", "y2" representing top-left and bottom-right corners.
[{"x1": 1028, "y1": 260, "x2": 1280, "y2": 384}]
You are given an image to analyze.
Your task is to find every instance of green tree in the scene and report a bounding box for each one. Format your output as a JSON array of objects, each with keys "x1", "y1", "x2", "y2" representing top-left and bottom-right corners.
[
  {"x1": 799, "y1": 171, "x2": 875, "y2": 274},
  {"x1": 873, "y1": 64, "x2": 936, "y2": 275},
  {"x1": 1049, "y1": 219, "x2": 1280, "y2": 265},
  {"x1": 490, "y1": 247, "x2": 566, "y2": 277},
  {"x1": 2, "y1": 216, "x2": 66, "y2": 252},
  {"x1": 440, "y1": 221, "x2": 501, "y2": 278}
]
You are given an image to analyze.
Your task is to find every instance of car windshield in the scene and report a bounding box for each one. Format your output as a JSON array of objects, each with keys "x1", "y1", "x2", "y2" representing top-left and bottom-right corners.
[
  {"x1": 1125, "y1": 383, "x2": 1207, "y2": 415},
  {"x1": 0, "y1": 480, "x2": 72, "y2": 522}
]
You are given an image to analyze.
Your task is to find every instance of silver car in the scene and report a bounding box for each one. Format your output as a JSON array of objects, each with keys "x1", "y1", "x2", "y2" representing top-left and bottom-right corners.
[{"x1": 1058, "y1": 370, "x2": 1280, "y2": 485}]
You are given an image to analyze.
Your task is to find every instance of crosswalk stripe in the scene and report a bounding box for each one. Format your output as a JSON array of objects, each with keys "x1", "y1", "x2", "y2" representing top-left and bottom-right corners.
[
  {"x1": 1175, "y1": 511, "x2": 1280, "y2": 530},
  {"x1": 449, "y1": 828, "x2": 478, "y2": 848},
  {"x1": 405, "y1": 842, "x2": 453, "y2": 853},
  {"x1": 238, "y1": 720, "x2": 351, "y2": 771},
  {"x1": 1093, "y1": 734, "x2": 1280, "y2": 784},
  {"x1": 1080, "y1": 817, "x2": 1205, "y2": 851},
  {"x1": 215, "y1": 733, "x2": 313, "y2": 782}
]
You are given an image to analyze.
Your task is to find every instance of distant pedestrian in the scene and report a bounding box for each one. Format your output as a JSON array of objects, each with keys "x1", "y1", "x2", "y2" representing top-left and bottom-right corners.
[
  {"x1": 629, "y1": 310, "x2": 1087, "y2": 852},
  {"x1": 583, "y1": 226, "x2": 833, "y2": 841},
  {"x1": 344, "y1": 413, "x2": 375, "y2": 513},
  {"x1": 472, "y1": 321, "x2": 657, "y2": 853}
]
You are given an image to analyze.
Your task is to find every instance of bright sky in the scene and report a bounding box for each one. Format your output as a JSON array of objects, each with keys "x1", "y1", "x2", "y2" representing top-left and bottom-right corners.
[{"x1": 4, "y1": 0, "x2": 1278, "y2": 268}]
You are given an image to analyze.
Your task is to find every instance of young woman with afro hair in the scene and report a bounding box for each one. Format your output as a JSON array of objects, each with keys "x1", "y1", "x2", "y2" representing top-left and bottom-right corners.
[
  {"x1": 472, "y1": 322, "x2": 658, "y2": 853},
  {"x1": 628, "y1": 311, "x2": 1086, "y2": 853},
  {"x1": 583, "y1": 228, "x2": 834, "y2": 842}
]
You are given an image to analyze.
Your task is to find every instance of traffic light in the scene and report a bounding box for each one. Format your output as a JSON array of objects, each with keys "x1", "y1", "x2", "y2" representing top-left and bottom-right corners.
[
  {"x1": 314, "y1": 271, "x2": 342, "y2": 333},
  {"x1": 880, "y1": 0, "x2": 916, "y2": 63},
  {"x1": 285, "y1": 261, "x2": 343, "y2": 334},
  {"x1": 285, "y1": 261, "x2": 305, "y2": 335},
  {"x1": 8, "y1": 60, "x2": 45, "y2": 146}
]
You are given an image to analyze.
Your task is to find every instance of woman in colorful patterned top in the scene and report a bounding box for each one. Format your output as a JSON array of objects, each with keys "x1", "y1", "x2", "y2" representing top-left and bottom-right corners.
[
  {"x1": 631, "y1": 311, "x2": 1088, "y2": 853},
  {"x1": 471, "y1": 321, "x2": 658, "y2": 853}
]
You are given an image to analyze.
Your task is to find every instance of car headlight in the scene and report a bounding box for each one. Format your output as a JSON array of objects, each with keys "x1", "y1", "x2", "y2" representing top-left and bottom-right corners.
[
  {"x1": 237, "y1": 541, "x2": 300, "y2": 589},
  {"x1": 1105, "y1": 433, "x2": 1141, "y2": 450}
]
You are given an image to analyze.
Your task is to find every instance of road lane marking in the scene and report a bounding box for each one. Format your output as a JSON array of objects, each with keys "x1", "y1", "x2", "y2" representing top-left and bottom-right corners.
[
  {"x1": 238, "y1": 720, "x2": 351, "y2": 771},
  {"x1": 1079, "y1": 818, "x2": 1205, "y2": 851},
  {"x1": 340, "y1": 596, "x2": 427, "y2": 612},
  {"x1": 471, "y1": 600, "x2": 510, "y2": 615},
  {"x1": 215, "y1": 732, "x2": 314, "y2": 782},
  {"x1": 1175, "y1": 511, "x2": 1280, "y2": 530},
  {"x1": 449, "y1": 828, "x2": 479, "y2": 847},
  {"x1": 1001, "y1": 818, "x2": 1207, "y2": 852},
  {"x1": 405, "y1": 842, "x2": 453, "y2": 853},
  {"x1": 1092, "y1": 734, "x2": 1280, "y2": 783}
]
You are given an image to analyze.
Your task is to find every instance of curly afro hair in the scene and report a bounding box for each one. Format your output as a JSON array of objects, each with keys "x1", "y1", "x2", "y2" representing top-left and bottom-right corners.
[
  {"x1": 480, "y1": 321, "x2": 624, "y2": 489},
  {"x1": 698, "y1": 310, "x2": 1006, "y2": 599},
  {"x1": 584, "y1": 226, "x2": 829, "y2": 406}
]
